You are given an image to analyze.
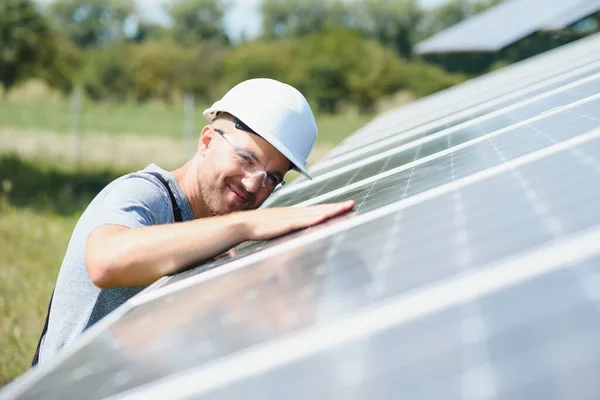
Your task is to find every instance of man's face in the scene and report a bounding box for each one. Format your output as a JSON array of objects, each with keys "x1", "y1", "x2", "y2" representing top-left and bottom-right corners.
[{"x1": 196, "y1": 115, "x2": 290, "y2": 216}]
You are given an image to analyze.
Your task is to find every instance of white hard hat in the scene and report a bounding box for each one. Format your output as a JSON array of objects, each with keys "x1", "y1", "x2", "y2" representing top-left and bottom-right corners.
[{"x1": 203, "y1": 78, "x2": 317, "y2": 179}]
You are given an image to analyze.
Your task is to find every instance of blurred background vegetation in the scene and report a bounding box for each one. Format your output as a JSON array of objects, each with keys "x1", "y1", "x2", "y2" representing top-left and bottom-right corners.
[{"x1": 0, "y1": 0, "x2": 554, "y2": 385}]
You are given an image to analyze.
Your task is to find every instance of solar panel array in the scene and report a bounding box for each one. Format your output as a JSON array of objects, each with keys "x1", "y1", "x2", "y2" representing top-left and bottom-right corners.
[{"x1": 3, "y1": 33, "x2": 600, "y2": 400}]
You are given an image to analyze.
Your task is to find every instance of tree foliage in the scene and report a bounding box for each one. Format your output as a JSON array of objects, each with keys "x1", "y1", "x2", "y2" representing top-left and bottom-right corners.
[
  {"x1": 127, "y1": 40, "x2": 224, "y2": 102},
  {"x1": 260, "y1": 0, "x2": 424, "y2": 58},
  {"x1": 0, "y1": 0, "x2": 52, "y2": 92},
  {"x1": 350, "y1": 0, "x2": 423, "y2": 58},
  {"x1": 221, "y1": 29, "x2": 409, "y2": 114},
  {"x1": 4, "y1": 0, "x2": 473, "y2": 112},
  {"x1": 81, "y1": 44, "x2": 131, "y2": 101},
  {"x1": 169, "y1": 0, "x2": 230, "y2": 46},
  {"x1": 47, "y1": 0, "x2": 135, "y2": 48},
  {"x1": 36, "y1": 34, "x2": 84, "y2": 94},
  {"x1": 260, "y1": 0, "x2": 347, "y2": 39}
]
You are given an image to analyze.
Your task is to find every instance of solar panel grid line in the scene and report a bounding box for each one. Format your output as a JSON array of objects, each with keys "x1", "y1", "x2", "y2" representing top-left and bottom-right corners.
[
  {"x1": 292, "y1": 93, "x2": 600, "y2": 208},
  {"x1": 449, "y1": 143, "x2": 498, "y2": 400},
  {"x1": 109, "y1": 226, "x2": 600, "y2": 400},
  {"x1": 326, "y1": 34, "x2": 600, "y2": 157},
  {"x1": 126, "y1": 127, "x2": 600, "y2": 310},
  {"x1": 306, "y1": 57, "x2": 600, "y2": 177},
  {"x1": 488, "y1": 140, "x2": 565, "y2": 237},
  {"x1": 270, "y1": 68, "x2": 600, "y2": 202}
]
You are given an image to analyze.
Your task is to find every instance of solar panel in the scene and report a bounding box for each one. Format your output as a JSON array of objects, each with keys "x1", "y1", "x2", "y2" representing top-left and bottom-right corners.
[
  {"x1": 189, "y1": 254, "x2": 600, "y2": 400},
  {"x1": 414, "y1": 0, "x2": 594, "y2": 54},
  {"x1": 542, "y1": 0, "x2": 600, "y2": 30},
  {"x1": 2, "y1": 33, "x2": 600, "y2": 400}
]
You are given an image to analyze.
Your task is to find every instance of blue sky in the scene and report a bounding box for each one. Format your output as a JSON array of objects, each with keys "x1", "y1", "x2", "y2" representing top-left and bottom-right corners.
[{"x1": 36, "y1": 0, "x2": 453, "y2": 41}]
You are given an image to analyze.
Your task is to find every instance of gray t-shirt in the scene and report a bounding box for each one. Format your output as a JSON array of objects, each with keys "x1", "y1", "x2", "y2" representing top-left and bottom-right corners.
[{"x1": 38, "y1": 164, "x2": 195, "y2": 363}]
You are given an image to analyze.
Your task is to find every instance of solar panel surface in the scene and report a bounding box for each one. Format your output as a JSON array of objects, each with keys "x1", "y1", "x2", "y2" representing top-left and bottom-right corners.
[
  {"x1": 2, "y1": 32, "x2": 600, "y2": 400},
  {"x1": 542, "y1": 0, "x2": 600, "y2": 30},
  {"x1": 192, "y1": 254, "x2": 600, "y2": 400}
]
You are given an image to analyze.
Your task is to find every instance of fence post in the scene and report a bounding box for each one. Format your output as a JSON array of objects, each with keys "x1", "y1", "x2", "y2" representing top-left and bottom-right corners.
[
  {"x1": 71, "y1": 85, "x2": 82, "y2": 168},
  {"x1": 183, "y1": 92, "x2": 195, "y2": 157}
]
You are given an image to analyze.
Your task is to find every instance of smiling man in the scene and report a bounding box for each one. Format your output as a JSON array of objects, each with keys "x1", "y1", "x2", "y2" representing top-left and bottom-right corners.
[{"x1": 33, "y1": 78, "x2": 354, "y2": 365}]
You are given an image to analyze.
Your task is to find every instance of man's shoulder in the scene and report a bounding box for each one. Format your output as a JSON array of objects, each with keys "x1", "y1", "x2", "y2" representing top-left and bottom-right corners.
[
  {"x1": 84, "y1": 164, "x2": 175, "y2": 226},
  {"x1": 101, "y1": 164, "x2": 170, "y2": 199}
]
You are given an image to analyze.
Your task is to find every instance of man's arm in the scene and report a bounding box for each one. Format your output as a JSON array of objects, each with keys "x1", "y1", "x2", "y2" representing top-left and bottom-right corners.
[{"x1": 86, "y1": 201, "x2": 354, "y2": 288}]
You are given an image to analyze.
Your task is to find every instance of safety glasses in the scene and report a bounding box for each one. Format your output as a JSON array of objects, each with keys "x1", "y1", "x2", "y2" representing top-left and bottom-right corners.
[{"x1": 214, "y1": 127, "x2": 287, "y2": 192}]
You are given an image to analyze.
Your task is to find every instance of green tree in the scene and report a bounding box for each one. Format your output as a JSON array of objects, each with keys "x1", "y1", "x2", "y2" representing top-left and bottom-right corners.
[
  {"x1": 293, "y1": 29, "x2": 408, "y2": 113},
  {"x1": 168, "y1": 0, "x2": 230, "y2": 46},
  {"x1": 351, "y1": 0, "x2": 423, "y2": 58},
  {"x1": 47, "y1": 0, "x2": 135, "y2": 48},
  {"x1": 127, "y1": 40, "x2": 223, "y2": 102},
  {"x1": 82, "y1": 44, "x2": 132, "y2": 101},
  {"x1": 347, "y1": 40, "x2": 408, "y2": 113},
  {"x1": 260, "y1": 0, "x2": 423, "y2": 57},
  {"x1": 0, "y1": 0, "x2": 52, "y2": 93},
  {"x1": 36, "y1": 34, "x2": 84, "y2": 94},
  {"x1": 220, "y1": 39, "x2": 294, "y2": 89},
  {"x1": 405, "y1": 60, "x2": 465, "y2": 97},
  {"x1": 260, "y1": 0, "x2": 347, "y2": 39}
]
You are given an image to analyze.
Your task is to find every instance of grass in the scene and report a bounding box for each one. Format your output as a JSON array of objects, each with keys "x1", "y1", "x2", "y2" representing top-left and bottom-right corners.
[
  {"x1": 0, "y1": 200, "x2": 80, "y2": 385},
  {"x1": 0, "y1": 81, "x2": 381, "y2": 386},
  {"x1": 0, "y1": 156, "x2": 124, "y2": 386}
]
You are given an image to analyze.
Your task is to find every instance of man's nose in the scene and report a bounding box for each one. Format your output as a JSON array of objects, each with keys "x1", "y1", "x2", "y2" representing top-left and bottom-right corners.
[{"x1": 241, "y1": 172, "x2": 264, "y2": 193}]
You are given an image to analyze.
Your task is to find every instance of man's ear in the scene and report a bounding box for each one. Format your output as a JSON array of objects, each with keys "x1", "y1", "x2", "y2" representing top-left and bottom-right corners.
[{"x1": 198, "y1": 125, "x2": 214, "y2": 156}]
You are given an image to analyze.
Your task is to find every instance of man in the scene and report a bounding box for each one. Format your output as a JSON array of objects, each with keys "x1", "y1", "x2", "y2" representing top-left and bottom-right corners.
[{"x1": 33, "y1": 78, "x2": 354, "y2": 365}]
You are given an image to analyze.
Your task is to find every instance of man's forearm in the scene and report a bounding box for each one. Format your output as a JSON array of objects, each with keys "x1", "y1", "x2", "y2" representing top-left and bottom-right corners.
[{"x1": 86, "y1": 213, "x2": 248, "y2": 288}]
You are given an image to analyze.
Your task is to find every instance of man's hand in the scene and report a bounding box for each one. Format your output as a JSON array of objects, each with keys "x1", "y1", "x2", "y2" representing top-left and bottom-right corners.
[{"x1": 240, "y1": 200, "x2": 355, "y2": 241}]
